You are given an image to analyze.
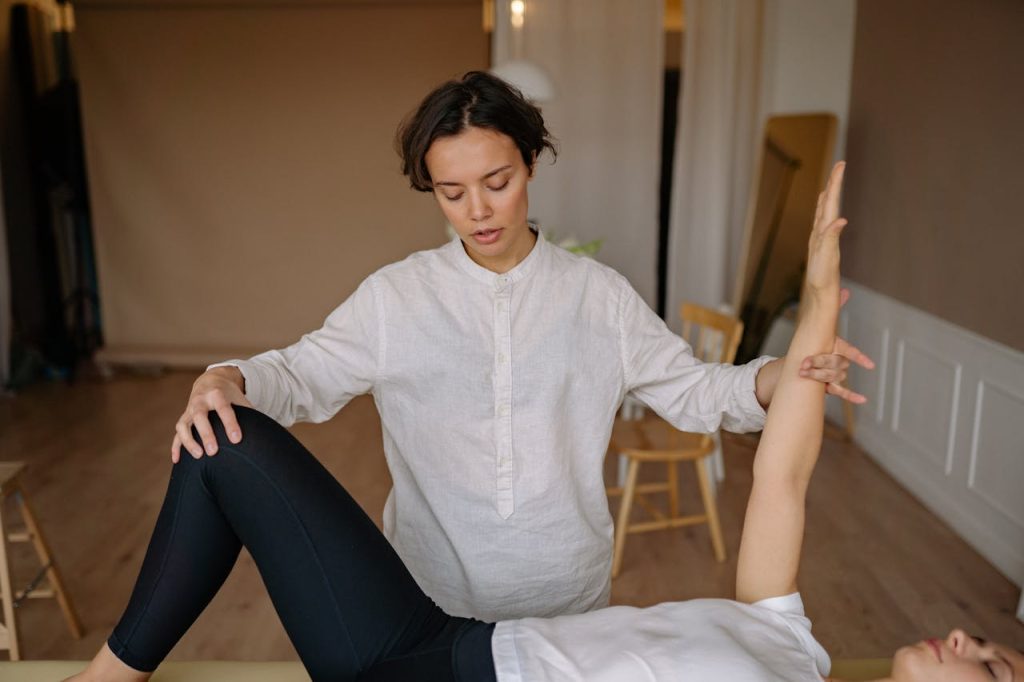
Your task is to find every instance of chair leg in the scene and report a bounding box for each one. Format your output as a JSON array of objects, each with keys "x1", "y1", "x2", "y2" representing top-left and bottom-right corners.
[
  {"x1": 695, "y1": 457, "x2": 726, "y2": 563},
  {"x1": 611, "y1": 457, "x2": 641, "y2": 579},
  {"x1": 666, "y1": 461, "x2": 680, "y2": 518},
  {"x1": 15, "y1": 486, "x2": 84, "y2": 639},
  {"x1": 0, "y1": 500, "x2": 20, "y2": 660}
]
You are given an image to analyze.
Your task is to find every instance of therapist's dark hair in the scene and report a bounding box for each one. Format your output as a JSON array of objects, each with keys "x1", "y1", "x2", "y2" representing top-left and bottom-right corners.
[{"x1": 396, "y1": 71, "x2": 557, "y2": 192}]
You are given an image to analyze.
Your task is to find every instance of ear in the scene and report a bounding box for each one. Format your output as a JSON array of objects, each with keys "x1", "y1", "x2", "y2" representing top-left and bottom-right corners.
[{"x1": 528, "y1": 151, "x2": 538, "y2": 179}]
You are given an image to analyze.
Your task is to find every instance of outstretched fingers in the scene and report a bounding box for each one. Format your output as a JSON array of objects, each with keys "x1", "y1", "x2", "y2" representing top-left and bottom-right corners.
[
  {"x1": 834, "y1": 336, "x2": 876, "y2": 370},
  {"x1": 827, "y1": 381, "x2": 867, "y2": 404}
]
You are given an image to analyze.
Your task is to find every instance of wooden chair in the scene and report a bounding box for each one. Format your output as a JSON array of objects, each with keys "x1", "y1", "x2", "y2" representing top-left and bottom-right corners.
[
  {"x1": 608, "y1": 303, "x2": 744, "y2": 578},
  {"x1": 0, "y1": 462, "x2": 83, "y2": 660}
]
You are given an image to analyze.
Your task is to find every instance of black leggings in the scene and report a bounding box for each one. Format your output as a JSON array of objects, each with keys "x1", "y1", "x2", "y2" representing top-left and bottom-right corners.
[{"x1": 108, "y1": 406, "x2": 496, "y2": 682}]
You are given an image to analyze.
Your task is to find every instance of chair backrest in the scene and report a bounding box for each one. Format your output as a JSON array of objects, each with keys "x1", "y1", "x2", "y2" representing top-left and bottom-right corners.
[{"x1": 679, "y1": 303, "x2": 744, "y2": 365}]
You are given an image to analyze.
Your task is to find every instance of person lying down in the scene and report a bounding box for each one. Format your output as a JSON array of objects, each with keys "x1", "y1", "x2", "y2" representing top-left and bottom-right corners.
[{"x1": 67, "y1": 162, "x2": 1022, "y2": 681}]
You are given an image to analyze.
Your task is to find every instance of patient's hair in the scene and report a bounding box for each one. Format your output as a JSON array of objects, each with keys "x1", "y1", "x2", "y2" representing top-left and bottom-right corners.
[{"x1": 396, "y1": 71, "x2": 557, "y2": 192}]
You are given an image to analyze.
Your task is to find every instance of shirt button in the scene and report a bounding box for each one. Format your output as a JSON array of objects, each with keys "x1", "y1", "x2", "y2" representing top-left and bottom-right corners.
[
  {"x1": 497, "y1": 353, "x2": 506, "y2": 363},
  {"x1": 498, "y1": 404, "x2": 510, "y2": 416}
]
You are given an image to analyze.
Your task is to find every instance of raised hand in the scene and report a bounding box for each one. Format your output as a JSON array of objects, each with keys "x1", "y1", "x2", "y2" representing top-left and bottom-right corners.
[
  {"x1": 805, "y1": 162, "x2": 847, "y2": 298},
  {"x1": 798, "y1": 163, "x2": 875, "y2": 403}
]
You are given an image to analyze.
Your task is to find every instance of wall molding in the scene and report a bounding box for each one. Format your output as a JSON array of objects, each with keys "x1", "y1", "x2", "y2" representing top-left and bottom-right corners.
[{"x1": 828, "y1": 281, "x2": 1024, "y2": 600}]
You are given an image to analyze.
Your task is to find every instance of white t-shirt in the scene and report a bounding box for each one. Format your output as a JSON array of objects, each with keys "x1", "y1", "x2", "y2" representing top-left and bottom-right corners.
[
  {"x1": 213, "y1": 233, "x2": 771, "y2": 621},
  {"x1": 491, "y1": 593, "x2": 830, "y2": 681}
]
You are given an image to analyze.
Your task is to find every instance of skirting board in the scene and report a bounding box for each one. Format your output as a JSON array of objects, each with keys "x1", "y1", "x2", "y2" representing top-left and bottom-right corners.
[{"x1": 832, "y1": 280, "x2": 1024, "y2": 616}]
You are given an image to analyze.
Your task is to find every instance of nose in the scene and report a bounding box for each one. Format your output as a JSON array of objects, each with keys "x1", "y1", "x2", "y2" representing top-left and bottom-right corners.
[
  {"x1": 945, "y1": 629, "x2": 972, "y2": 656},
  {"x1": 467, "y1": 189, "x2": 493, "y2": 222}
]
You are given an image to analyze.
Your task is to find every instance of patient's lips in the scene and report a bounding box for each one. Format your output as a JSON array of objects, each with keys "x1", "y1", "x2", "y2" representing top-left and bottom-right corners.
[{"x1": 927, "y1": 639, "x2": 944, "y2": 662}]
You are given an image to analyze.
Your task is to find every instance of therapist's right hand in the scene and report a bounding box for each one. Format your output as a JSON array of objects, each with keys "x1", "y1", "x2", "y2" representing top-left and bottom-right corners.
[{"x1": 172, "y1": 366, "x2": 252, "y2": 462}]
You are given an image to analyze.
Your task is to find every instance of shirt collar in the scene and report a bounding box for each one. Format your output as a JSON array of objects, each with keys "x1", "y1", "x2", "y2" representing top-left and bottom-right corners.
[{"x1": 448, "y1": 226, "x2": 547, "y2": 288}]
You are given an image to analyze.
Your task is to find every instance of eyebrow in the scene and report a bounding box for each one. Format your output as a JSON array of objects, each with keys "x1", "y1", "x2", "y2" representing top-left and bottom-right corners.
[{"x1": 433, "y1": 165, "x2": 512, "y2": 188}]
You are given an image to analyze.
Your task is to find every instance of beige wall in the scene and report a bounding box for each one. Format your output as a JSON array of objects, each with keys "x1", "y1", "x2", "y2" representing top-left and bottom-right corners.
[
  {"x1": 758, "y1": 0, "x2": 856, "y2": 160},
  {"x1": 75, "y1": 0, "x2": 486, "y2": 365},
  {"x1": 843, "y1": 0, "x2": 1024, "y2": 351}
]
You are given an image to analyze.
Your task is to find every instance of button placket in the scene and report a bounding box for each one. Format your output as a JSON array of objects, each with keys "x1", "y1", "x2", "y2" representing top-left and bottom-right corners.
[{"x1": 493, "y1": 277, "x2": 515, "y2": 518}]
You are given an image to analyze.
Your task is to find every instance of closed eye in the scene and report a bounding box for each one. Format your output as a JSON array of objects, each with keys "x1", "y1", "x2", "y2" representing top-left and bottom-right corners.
[
  {"x1": 487, "y1": 180, "x2": 509, "y2": 192},
  {"x1": 985, "y1": 658, "x2": 1015, "y2": 682}
]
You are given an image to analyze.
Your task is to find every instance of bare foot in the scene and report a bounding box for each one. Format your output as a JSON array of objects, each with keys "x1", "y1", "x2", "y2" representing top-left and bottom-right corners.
[{"x1": 63, "y1": 643, "x2": 151, "y2": 682}]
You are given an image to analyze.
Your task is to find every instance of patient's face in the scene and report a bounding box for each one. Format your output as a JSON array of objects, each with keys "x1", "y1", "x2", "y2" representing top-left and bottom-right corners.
[{"x1": 891, "y1": 629, "x2": 1022, "y2": 681}]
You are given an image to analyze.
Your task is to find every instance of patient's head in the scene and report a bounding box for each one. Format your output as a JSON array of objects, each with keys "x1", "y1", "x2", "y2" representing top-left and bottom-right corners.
[{"x1": 889, "y1": 629, "x2": 1022, "y2": 681}]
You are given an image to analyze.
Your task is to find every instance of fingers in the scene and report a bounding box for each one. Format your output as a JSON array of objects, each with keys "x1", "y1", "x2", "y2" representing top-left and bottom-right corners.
[
  {"x1": 174, "y1": 403, "x2": 239, "y2": 461},
  {"x1": 214, "y1": 401, "x2": 243, "y2": 444},
  {"x1": 826, "y1": 382, "x2": 867, "y2": 405},
  {"x1": 839, "y1": 288, "x2": 851, "y2": 308},
  {"x1": 191, "y1": 409, "x2": 218, "y2": 456},
  {"x1": 800, "y1": 350, "x2": 869, "y2": 404},
  {"x1": 834, "y1": 337, "x2": 877, "y2": 369},
  {"x1": 175, "y1": 414, "x2": 204, "y2": 459},
  {"x1": 799, "y1": 364, "x2": 848, "y2": 385},
  {"x1": 800, "y1": 353, "x2": 848, "y2": 386},
  {"x1": 801, "y1": 353, "x2": 848, "y2": 372}
]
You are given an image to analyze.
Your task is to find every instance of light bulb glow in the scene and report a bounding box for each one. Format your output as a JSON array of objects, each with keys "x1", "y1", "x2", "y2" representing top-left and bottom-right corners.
[{"x1": 510, "y1": 0, "x2": 525, "y2": 27}]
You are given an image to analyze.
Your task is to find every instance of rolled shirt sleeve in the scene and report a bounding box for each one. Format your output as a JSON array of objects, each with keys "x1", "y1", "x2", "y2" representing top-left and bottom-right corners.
[
  {"x1": 208, "y1": 277, "x2": 381, "y2": 427},
  {"x1": 618, "y1": 281, "x2": 773, "y2": 433}
]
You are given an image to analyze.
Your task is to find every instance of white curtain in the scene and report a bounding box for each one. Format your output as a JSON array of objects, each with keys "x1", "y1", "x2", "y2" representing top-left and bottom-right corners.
[
  {"x1": 492, "y1": 0, "x2": 664, "y2": 307},
  {"x1": 666, "y1": 0, "x2": 764, "y2": 329}
]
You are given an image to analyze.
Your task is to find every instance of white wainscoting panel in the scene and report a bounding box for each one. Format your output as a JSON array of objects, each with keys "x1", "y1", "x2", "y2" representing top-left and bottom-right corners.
[
  {"x1": 840, "y1": 281, "x2": 1024, "y2": 607},
  {"x1": 891, "y1": 340, "x2": 962, "y2": 474},
  {"x1": 969, "y1": 381, "x2": 1024, "y2": 531}
]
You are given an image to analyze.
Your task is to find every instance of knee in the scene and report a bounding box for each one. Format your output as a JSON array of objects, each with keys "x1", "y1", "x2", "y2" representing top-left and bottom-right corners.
[{"x1": 204, "y1": 405, "x2": 285, "y2": 449}]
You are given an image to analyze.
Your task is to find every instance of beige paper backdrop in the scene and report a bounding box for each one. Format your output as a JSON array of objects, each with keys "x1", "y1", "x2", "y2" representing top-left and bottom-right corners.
[{"x1": 74, "y1": 0, "x2": 486, "y2": 366}]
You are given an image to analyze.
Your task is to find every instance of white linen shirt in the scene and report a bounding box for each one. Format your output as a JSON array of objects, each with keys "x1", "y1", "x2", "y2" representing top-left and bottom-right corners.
[
  {"x1": 213, "y1": 232, "x2": 771, "y2": 622},
  {"x1": 491, "y1": 593, "x2": 831, "y2": 681}
]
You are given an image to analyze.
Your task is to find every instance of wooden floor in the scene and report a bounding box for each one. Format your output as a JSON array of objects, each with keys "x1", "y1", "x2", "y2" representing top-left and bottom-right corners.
[{"x1": 1, "y1": 370, "x2": 1021, "y2": 663}]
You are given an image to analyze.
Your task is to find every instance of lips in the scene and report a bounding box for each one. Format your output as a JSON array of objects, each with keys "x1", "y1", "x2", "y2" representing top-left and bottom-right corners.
[
  {"x1": 927, "y1": 639, "x2": 943, "y2": 662},
  {"x1": 471, "y1": 227, "x2": 503, "y2": 245}
]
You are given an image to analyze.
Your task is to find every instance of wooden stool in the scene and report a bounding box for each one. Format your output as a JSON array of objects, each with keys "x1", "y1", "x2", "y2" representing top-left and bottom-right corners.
[
  {"x1": 608, "y1": 423, "x2": 727, "y2": 577},
  {"x1": 606, "y1": 303, "x2": 743, "y2": 578},
  {"x1": 0, "y1": 462, "x2": 83, "y2": 660}
]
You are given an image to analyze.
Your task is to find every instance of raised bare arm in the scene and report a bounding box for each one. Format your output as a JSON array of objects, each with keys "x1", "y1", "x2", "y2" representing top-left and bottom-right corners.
[{"x1": 735, "y1": 161, "x2": 847, "y2": 604}]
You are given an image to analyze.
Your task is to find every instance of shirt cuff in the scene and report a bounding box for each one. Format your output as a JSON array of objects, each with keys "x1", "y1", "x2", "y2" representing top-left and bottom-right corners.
[{"x1": 737, "y1": 355, "x2": 775, "y2": 426}]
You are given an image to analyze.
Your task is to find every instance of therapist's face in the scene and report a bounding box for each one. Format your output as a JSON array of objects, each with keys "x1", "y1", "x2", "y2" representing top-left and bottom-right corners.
[{"x1": 424, "y1": 126, "x2": 534, "y2": 274}]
